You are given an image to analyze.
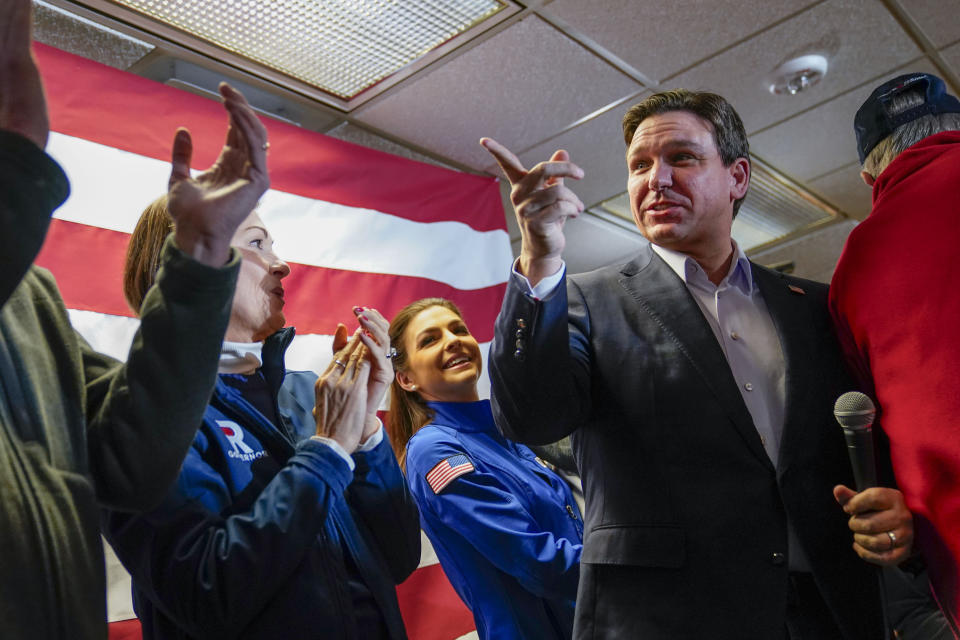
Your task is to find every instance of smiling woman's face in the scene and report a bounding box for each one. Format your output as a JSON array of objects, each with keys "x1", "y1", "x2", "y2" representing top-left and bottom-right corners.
[
  {"x1": 225, "y1": 211, "x2": 291, "y2": 343},
  {"x1": 397, "y1": 305, "x2": 481, "y2": 403}
]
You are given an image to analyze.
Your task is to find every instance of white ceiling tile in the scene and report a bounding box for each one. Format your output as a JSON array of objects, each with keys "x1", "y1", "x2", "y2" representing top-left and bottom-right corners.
[
  {"x1": 562, "y1": 213, "x2": 646, "y2": 275},
  {"x1": 750, "y1": 90, "x2": 866, "y2": 181},
  {"x1": 807, "y1": 163, "x2": 873, "y2": 219},
  {"x1": 750, "y1": 57, "x2": 942, "y2": 181},
  {"x1": 545, "y1": 0, "x2": 817, "y2": 83},
  {"x1": 510, "y1": 100, "x2": 644, "y2": 209},
  {"x1": 900, "y1": 0, "x2": 960, "y2": 47},
  {"x1": 669, "y1": 0, "x2": 921, "y2": 134},
  {"x1": 353, "y1": 16, "x2": 640, "y2": 170},
  {"x1": 942, "y1": 41, "x2": 960, "y2": 73},
  {"x1": 750, "y1": 218, "x2": 858, "y2": 283}
]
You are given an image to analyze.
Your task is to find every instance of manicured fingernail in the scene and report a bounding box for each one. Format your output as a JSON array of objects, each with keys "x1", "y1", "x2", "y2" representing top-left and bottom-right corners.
[{"x1": 353, "y1": 306, "x2": 363, "y2": 315}]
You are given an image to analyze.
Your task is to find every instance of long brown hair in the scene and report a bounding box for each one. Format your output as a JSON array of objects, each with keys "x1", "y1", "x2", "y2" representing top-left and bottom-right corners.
[
  {"x1": 123, "y1": 195, "x2": 173, "y2": 314},
  {"x1": 387, "y1": 297, "x2": 464, "y2": 470}
]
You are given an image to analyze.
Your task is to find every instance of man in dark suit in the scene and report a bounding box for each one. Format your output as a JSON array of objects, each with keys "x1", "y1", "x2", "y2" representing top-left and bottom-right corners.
[{"x1": 481, "y1": 90, "x2": 912, "y2": 639}]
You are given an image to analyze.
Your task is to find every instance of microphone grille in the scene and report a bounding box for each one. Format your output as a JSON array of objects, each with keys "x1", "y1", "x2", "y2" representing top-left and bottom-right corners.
[{"x1": 834, "y1": 391, "x2": 876, "y2": 428}]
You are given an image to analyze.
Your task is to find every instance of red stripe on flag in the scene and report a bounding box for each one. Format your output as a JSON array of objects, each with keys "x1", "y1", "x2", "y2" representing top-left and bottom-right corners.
[
  {"x1": 282, "y1": 264, "x2": 504, "y2": 343},
  {"x1": 33, "y1": 44, "x2": 505, "y2": 233},
  {"x1": 36, "y1": 219, "x2": 132, "y2": 317},
  {"x1": 397, "y1": 563, "x2": 475, "y2": 640},
  {"x1": 35, "y1": 220, "x2": 505, "y2": 342}
]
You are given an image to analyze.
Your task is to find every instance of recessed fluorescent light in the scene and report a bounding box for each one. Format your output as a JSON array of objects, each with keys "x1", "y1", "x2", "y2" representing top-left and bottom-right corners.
[{"x1": 101, "y1": 0, "x2": 506, "y2": 99}]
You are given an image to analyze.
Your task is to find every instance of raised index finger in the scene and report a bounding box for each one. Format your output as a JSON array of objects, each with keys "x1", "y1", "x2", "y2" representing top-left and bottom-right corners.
[
  {"x1": 168, "y1": 127, "x2": 193, "y2": 188},
  {"x1": 480, "y1": 137, "x2": 527, "y2": 184}
]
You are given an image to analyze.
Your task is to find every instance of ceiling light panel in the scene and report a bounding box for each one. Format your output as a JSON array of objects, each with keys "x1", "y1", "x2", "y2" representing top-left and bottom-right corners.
[{"x1": 99, "y1": 0, "x2": 506, "y2": 99}]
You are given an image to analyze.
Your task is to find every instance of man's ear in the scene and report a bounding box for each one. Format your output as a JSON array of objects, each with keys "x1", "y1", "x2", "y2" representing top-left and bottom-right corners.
[
  {"x1": 729, "y1": 157, "x2": 750, "y2": 200},
  {"x1": 396, "y1": 370, "x2": 417, "y2": 393},
  {"x1": 860, "y1": 170, "x2": 876, "y2": 187}
]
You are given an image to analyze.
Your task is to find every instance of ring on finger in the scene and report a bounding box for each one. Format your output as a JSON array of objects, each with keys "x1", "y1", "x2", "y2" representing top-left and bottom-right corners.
[
  {"x1": 261, "y1": 141, "x2": 270, "y2": 151},
  {"x1": 386, "y1": 347, "x2": 399, "y2": 359},
  {"x1": 334, "y1": 359, "x2": 346, "y2": 369},
  {"x1": 886, "y1": 530, "x2": 897, "y2": 550}
]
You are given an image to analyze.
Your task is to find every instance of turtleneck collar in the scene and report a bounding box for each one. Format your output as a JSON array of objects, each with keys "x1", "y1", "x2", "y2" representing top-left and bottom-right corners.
[
  {"x1": 219, "y1": 340, "x2": 264, "y2": 374},
  {"x1": 426, "y1": 399, "x2": 496, "y2": 434}
]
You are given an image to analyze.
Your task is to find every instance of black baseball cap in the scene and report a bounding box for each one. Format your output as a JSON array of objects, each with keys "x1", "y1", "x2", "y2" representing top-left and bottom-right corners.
[{"x1": 854, "y1": 72, "x2": 960, "y2": 163}]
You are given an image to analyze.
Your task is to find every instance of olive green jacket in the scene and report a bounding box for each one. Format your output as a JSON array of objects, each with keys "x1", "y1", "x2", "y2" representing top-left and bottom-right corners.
[{"x1": 0, "y1": 130, "x2": 239, "y2": 639}]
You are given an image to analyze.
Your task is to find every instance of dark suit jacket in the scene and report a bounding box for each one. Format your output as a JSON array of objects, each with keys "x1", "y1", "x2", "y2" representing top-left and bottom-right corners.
[{"x1": 489, "y1": 244, "x2": 883, "y2": 639}]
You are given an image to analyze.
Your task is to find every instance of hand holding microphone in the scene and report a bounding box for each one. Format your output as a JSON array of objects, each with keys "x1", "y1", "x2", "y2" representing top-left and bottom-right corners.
[{"x1": 832, "y1": 391, "x2": 913, "y2": 566}]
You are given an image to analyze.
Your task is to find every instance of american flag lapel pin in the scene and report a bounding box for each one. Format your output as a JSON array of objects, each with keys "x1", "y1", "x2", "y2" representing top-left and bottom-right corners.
[
  {"x1": 426, "y1": 454, "x2": 475, "y2": 494},
  {"x1": 788, "y1": 285, "x2": 806, "y2": 295}
]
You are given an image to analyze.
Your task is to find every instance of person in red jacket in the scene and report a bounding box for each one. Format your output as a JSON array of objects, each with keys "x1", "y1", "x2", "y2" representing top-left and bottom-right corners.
[{"x1": 830, "y1": 72, "x2": 960, "y2": 635}]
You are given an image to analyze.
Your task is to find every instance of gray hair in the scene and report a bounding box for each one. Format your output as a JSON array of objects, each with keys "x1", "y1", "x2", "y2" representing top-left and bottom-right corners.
[{"x1": 864, "y1": 90, "x2": 960, "y2": 178}]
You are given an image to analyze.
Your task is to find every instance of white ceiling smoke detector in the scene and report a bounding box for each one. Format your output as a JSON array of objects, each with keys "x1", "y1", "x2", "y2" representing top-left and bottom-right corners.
[{"x1": 767, "y1": 55, "x2": 828, "y2": 96}]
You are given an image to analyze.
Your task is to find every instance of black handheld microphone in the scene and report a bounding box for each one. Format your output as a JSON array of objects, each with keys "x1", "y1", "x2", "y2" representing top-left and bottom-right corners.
[{"x1": 833, "y1": 391, "x2": 878, "y2": 491}]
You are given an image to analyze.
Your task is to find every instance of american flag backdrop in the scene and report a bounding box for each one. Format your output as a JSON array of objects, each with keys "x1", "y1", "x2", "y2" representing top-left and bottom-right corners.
[{"x1": 33, "y1": 43, "x2": 510, "y2": 640}]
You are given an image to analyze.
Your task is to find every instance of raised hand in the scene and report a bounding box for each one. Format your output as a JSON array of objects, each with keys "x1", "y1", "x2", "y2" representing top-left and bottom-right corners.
[
  {"x1": 168, "y1": 83, "x2": 270, "y2": 267},
  {"x1": 480, "y1": 138, "x2": 585, "y2": 286},
  {"x1": 0, "y1": 0, "x2": 49, "y2": 149},
  {"x1": 353, "y1": 306, "x2": 392, "y2": 438},
  {"x1": 314, "y1": 334, "x2": 370, "y2": 454},
  {"x1": 834, "y1": 485, "x2": 914, "y2": 566},
  {"x1": 330, "y1": 309, "x2": 391, "y2": 442}
]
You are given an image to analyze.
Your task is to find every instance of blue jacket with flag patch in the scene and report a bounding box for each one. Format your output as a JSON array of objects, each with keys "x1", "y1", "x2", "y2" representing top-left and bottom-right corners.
[
  {"x1": 405, "y1": 400, "x2": 583, "y2": 640},
  {"x1": 102, "y1": 328, "x2": 420, "y2": 639}
]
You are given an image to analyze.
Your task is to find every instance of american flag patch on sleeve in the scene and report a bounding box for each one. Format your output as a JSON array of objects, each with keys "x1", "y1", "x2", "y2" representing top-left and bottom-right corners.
[{"x1": 425, "y1": 454, "x2": 475, "y2": 494}]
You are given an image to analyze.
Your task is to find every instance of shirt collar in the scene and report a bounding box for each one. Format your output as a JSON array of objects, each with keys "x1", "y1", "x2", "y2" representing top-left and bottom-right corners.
[
  {"x1": 219, "y1": 340, "x2": 264, "y2": 374},
  {"x1": 650, "y1": 240, "x2": 753, "y2": 294},
  {"x1": 427, "y1": 399, "x2": 496, "y2": 434}
]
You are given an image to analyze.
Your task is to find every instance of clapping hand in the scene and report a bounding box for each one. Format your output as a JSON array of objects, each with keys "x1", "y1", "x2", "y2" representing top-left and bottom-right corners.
[
  {"x1": 332, "y1": 307, "x2": 393, "y2": 441},
  {"x1": 168, "y1": 83, "x2": 270, "y2": 267},
  {"x1": 480, "y1": 138, "x2": 585, "y2": 286},
  {"x1": 0, "y1": 0, "x2": 49, "y2": 149},
  {"x1": 314, "y1": 333, "x2": 370, "y2": 454}
]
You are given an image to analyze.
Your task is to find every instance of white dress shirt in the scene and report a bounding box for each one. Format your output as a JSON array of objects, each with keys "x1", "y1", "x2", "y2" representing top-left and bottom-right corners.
[{"x1": 650, "y1": 242, "x2": 786, "y2": 467}]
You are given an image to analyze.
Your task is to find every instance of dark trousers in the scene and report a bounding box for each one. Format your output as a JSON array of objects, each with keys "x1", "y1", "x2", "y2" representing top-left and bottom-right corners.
[{"x1": 785, "y1": 572, "x2": 846, "y2": 640}]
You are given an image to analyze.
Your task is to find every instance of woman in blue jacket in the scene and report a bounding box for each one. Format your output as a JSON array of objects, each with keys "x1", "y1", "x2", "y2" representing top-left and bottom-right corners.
[
  {"x1": 103, "y1": 196, "x2": 420, "y2": 639},
  {"x1": 387, "y1": 297, "x2": 583, "y2": 640}
]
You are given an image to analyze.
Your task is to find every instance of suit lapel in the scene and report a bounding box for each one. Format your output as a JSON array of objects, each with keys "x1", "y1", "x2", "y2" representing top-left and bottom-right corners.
[
  {"x1": 618, "y1": 246, "x2": 773, "y2": 470},
  {"x1": 751, "y1": 265, "x2": 815, "y2": 472}
]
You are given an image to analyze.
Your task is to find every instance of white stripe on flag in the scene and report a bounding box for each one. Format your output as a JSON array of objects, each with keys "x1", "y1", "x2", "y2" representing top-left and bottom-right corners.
[
  {"x1": 418, "y1": 530, "x2": 440, "y2": 568},
  {"x1": 67, "y1": 309, "x2": 140, "y2": 361},
  {"x1": 47, "y1": 133, "x2": 512, "y2": 290}
]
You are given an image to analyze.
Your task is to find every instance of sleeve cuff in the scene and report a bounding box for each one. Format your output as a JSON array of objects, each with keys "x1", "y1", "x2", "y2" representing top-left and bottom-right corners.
[
  {"x1": 511, "y1": 258, "x2": 565, "y2": 300},
  {"x1": 310, "y1": 436, "x2": 356, "y2": 472},
  {"x1": 0, "y1": 130, "x2": 70, "y2": 213},
  {"x1": 356, "y1": 419, "x2": 385, "y2": 453}
]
